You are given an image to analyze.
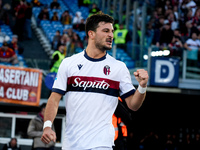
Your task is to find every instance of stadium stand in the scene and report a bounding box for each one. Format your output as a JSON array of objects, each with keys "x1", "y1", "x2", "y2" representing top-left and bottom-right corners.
[
  {"x1": 0, "y1": 24, "x2": 27, "y2": 67},
  {"x1": 31, "y1": 0, "x2": 135, "y2": 69}
]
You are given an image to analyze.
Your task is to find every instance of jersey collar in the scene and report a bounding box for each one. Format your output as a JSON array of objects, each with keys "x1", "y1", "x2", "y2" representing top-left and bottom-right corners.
[{"x1": 84, "y1": 50, "x2": 107, "y2": 62}]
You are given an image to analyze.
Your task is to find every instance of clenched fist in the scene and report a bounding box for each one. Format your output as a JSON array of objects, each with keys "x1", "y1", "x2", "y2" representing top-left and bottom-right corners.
[
  {"x1": 41, "y1": 127, "x2": 56, "y2": 144},
  {"x1": 133, "y1": 69, "x2": 149, "y2": 87}
]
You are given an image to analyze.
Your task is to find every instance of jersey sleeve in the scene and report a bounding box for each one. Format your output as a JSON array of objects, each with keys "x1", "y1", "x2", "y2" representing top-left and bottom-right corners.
[
  {"x1": 119, "y1": 62, "x2": 135, "y2": 100},
  {"x1": 52, "y1": 58, "x2": 68, "y2": 95}
]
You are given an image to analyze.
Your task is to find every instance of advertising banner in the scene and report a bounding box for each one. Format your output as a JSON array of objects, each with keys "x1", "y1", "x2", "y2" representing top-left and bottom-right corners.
[
  {"x1": 0, "y1": 65, "x2": 42, "y2": 106},
  {"x1": 150, "y1": 57, "x2": 180, "y2": 87}
]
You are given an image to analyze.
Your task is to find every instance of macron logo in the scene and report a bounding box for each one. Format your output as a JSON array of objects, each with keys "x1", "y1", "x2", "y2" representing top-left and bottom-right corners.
[{"x1": 77, "y1": 64, "x2": 83, "y2": 70}]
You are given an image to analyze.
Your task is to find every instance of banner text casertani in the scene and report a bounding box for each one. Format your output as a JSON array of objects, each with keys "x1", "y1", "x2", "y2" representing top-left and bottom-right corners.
[{"x1": 0, "y1": 65, "x2": 42, "y2": 106}]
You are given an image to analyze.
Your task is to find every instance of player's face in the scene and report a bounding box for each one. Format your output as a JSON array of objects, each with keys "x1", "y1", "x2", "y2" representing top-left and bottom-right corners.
[{"x1": 94, "y1": 22, "x2": 114, "y2": 51}]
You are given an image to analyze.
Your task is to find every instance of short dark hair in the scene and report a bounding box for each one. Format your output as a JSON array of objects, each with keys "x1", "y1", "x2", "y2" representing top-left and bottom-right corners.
[
  {"x1": 85, "y1": 11, "x2": 114, "y2": 38},
  {"x1": 10, "y1": 138, "x2": 17, "y2": 142},
  {"x1": 40, "y1": 103, "x2": 46, "y2": 111}
]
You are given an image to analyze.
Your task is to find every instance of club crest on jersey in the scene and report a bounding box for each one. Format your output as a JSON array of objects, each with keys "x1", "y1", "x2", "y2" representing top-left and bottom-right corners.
[{"x1": 103, "y1": 65, "x2": 111, "y2": 75}]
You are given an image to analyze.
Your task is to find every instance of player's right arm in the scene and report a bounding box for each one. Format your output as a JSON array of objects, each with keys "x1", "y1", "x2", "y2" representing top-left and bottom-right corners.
[
  {"x1": 41, "y1": 58, "x2": 68, "y2": 144},
  {"x1": 41, "y1": 92, "x2": 62, "y2": 144}
]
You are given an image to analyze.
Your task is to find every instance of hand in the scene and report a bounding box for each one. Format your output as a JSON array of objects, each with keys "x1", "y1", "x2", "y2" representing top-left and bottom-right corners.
[
  {"x1": 41, "y1": 127, "x2": 56, "y2": 144},
  {"x1": 133, "y1": 69, "x2": 149, "y2": 87}
]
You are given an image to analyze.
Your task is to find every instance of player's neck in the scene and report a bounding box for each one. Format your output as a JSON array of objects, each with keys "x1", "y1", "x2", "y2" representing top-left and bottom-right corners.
[{"x1": 85, "y1": 46, "x2": 106, "y2": 59}]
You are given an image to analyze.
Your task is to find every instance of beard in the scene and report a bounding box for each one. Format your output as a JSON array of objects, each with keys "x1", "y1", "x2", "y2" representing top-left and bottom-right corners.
[{"x1": 94, "y1": 38, "x2": 112, "y2": 52}]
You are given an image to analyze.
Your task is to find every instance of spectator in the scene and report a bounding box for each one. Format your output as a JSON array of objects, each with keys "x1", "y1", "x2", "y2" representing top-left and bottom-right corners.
[
  {"x1": 66, "y1": 28, "x2": 74, "y2": 39},
  {"x1": 159, "y1": 20, "x2": 174, "y2": 49},
  {"x1": 52, "y1": 30, "x2": 62, "y2": 50},
  {"x1": 72, "y1": 11, "x2": 83, "y2": 28},
  {"x1": 173, "y1": 5, "x2": 179, "y2": 21},
  {"x1": 192, "y1": 8, "x2": 200, "y2": 27},
  {"x1": 51, "y1": 11, "x2": 59, "y2": 21},
  {"x1": 169, "y1": 28, "x2": 185, "y2": 57},
  {"x1": 24, "y1": 2, "x2": 33, "y2": 40},
  {"x1": 146, "y1": 22, "x2": 154, "y2": 47},
  {"x1": 0, "y1": 26, "x2": 10, "y2": 43},
  {"x1": 157, "y1": 6, "x2": 164, "y2": 17},
  {"x1": 14, "y1": 0, "x2": 27, "y2": 40},
  {"x1": 37, "y1": 6, "x2": 50, "y2": 25},
  {"x1": 154, "y1": 15, "x2": 165, "y2": 29},
  {"x1": 57, "y1": 33, "x2": 68, "y2": 46},
  {"x1": 78, "y1": 18, "x2": 85, "y2": 31},
  {"x1": 82, "y1": 0, "x2": 91, "y2": 7},
  {"x1": 152, "y1": 16, "x2": 164, "y2": 47},
  {"x1": 50, "y1": 44, "x2": 65, "y2": 73},
  {"x1": 174, "y1": 28, "x2": 185, "y2": 43},
  {"x1": 27, "y1": 103, "x2": 56, "y2": 150},
  {"x1": 180, "y1": 0, "x2": 191, "y2": 17},
  {"x1": 181, "y1": 20, "x2": 199, "y2": 42},
  {"x1": 31, "y1": 0, "x2": 42, "y2": 7},
  {"x1": 192, "y1": 133, "x2": 200, "y2": 149},
  {"x1": 0, "y1": 41, "x2": 18, "y2": 65},
  {"x1": 50, "y1": 0, "x2": 60, "y2": 10},
  {"x1": 8, "y1": 35, "x2": 24, "y2": 55},
  {"x1": 168, "y1": 35, "x2": 183, "y2": 57},
  {"x1": 184, "y1": 32, "x2": 200, "y2": 67},
  {"x1": 183, "y1": 8, "x2": 193, "y2": 24},
  {"x1": 69, "y1": 32, "x2": 83, "y2": 56},
  {"x1": 164, "y1": 0, "x2": 173, "y2": 11},
  {"x1": 57, "y1": 33, "x2": 70, "y2": 56},
  {"x1": 89, "y1": 3, "x2": 100, "y2": 17},
  {"x1": 0, "y1": 3, "x2": 10, "y2": 25},
  {"x1": 2, "y1": 137, "x2": 21, "y2": 150},
  {"x1": 114, "y1": 23, "x2": 131, "y2": 51},
  {"x1": 139, "y1": 131, "x2": 161, "y2": 150},
  {"x1": 185, "y1": 0, "x2": 197, "y2": 17},
  {"x1": 167, "y1": 12, "x2": 178, "y2": 30},
  {"x1": 151, "y1": 10, "x2": 159, "y2": 21},
  {"x1": 65, "y1": 34, "x2": 72, "y2": 56},
  {"x1": 73, "y1": 18, "x2": 85, "y2": 31},
  {"x1": 163, "y1": 133, "x2": 177, "y2": 150},
  {"x1": 184, "y1": 133, "x2": 193, "y2": 150},
  {"x1": 152, "y1": 27, "x2": 161, "y2": 48},
  {"x1": 60, "y1": 10, "x2": 72, "y2": 25}
]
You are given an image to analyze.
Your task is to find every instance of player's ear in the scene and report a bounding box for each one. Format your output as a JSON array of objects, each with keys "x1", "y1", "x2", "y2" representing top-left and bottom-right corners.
[{"x1": 88, "y1": 30, "x2": 95, "y2": 39}]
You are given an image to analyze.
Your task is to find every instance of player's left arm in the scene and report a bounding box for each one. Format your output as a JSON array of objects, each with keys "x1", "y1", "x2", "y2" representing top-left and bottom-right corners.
[{"x1": 125, "y1": 69, "x2": 149, "y2": 111}]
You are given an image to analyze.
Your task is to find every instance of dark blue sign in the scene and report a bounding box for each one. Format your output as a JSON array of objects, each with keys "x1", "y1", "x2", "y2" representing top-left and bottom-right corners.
[
  {"x1": 44, "y1": 72, "x2": 57, "y2": 90},
  {"x1": 150, "y1": 57, "x2": 179, "y2": 87}
]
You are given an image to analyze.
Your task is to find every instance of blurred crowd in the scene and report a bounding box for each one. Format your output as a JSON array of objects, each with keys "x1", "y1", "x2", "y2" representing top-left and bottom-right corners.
[
  {"x1": 35, "y1": 0, "x2": 102, "y2": 58},
  {"x1": 0, "y1": 0, "x2": 200, "y2": 68},
  {"x1": 144, "y1": 0, "x2": 200, "y2": 67},
  {"x1": 126, "y1": 128, "x2": 200, "y2": 150},
  {"x1": 32, "y1": 0, "x2": 103, "y2": 72},
  {"x1": 36, "y1": 0, "x2": 200, "y2": 69},
  {"x1": 0, "y1": 0, "x2": 29, "y2": 66}
]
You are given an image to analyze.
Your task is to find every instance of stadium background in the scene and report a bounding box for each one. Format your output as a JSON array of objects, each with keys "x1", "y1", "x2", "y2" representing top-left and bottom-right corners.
[{"x1": 0, "y1": 0, "x2": 200, "y2": 149}]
